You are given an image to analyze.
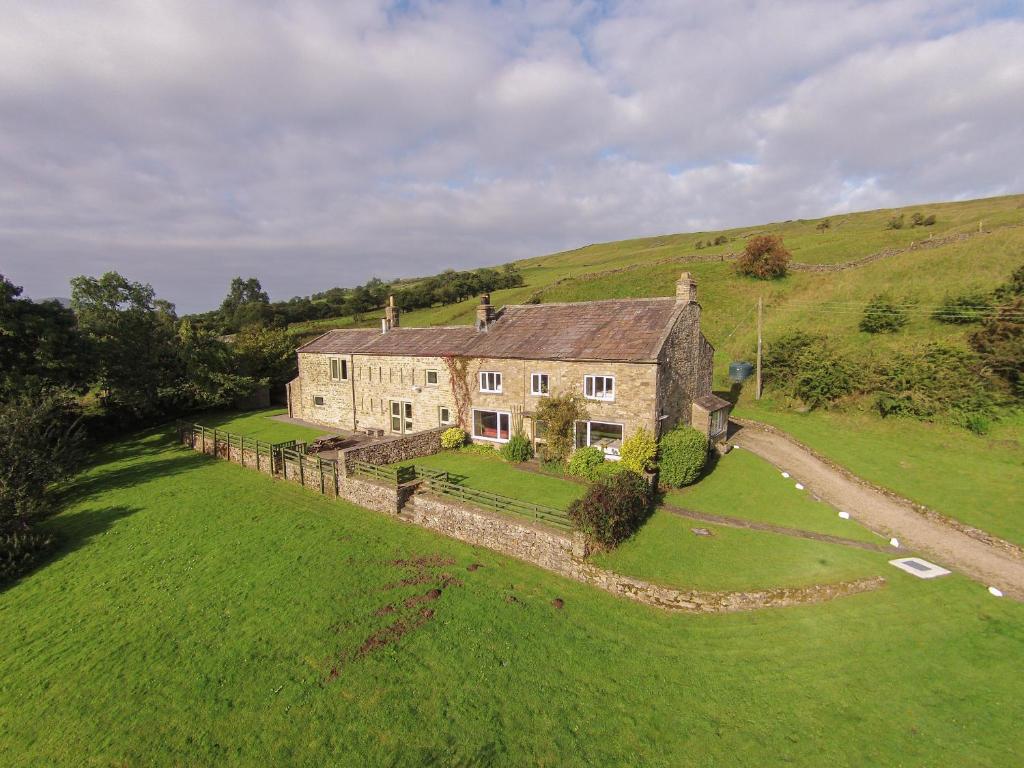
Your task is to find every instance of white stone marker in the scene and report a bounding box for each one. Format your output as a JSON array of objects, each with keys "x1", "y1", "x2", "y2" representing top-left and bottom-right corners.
[
  {"x1": 794, "y1": 483, "x2": 804, "y2": 490},
  {"x1": 781, "y1": 471, "x2": 790, "y2": 478},
  {"x1": 889, "y1": 538, "x2": 899, "y2": 548},
  {"x1": 838, "y1": 511, "x2": 850, "y2": 520},
  {"x1": 989, "y1": 586, "x2": 1004, "y2": 598}
]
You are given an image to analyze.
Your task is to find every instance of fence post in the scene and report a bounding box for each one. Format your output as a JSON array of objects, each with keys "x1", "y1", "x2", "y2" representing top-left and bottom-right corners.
[{"x1": 318, "y1": 456, "x2": 324, "y2": 494}]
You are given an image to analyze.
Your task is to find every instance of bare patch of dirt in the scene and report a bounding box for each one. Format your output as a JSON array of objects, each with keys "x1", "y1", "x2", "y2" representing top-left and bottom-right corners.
[
  {"x1": 467, "y1": 563, "x2": 484, "y2": 571},
  {"x1": 505, "y1": 594, "x2": 519, "y2": 604},
  {"x1": 551, "y1": 598, "x2": 564, "y2": 609}
]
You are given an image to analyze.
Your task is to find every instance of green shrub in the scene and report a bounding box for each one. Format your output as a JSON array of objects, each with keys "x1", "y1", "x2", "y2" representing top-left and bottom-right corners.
[
  {"x1": 459, "y1": 443, "x2": 499, "y2": 457},
  {"x1": 619, "y1": 427, "x2": 657, "y2": 474},
  {"x1": 764, "y1": 332, "x2": 860, "y2": 408},
  {"x1": 440, "y1": 427, "x2": 467, "y2": 449},
  {"x1": 567, "y1": 470, "x2": 651, "y2": 549},
  {"x1": 875, "y1": 344, "x2": 996, "y2": 424},
  {"x1": 500, "y1": 432, "x2": 533, "y2": 463},
  {"x1": 793, "y1": 354, "x2": 860, "y2": 408},
  {"x1": 910, "y1": 212, "x2": 936, "y2": 227},
  {"x1": 713, "y1": 235, "x2": 729, "y2": 245},
  {"x1": 567, "y1": 446, "x2": 605, "y2": 480},
  {"x1": 970, "y1": 296, "x2": 1024, "y2": 398},
  {"x1": 933, "y1": 292, "x2": 992, "y2": 324},
  {"x1": 658, "y1": 427, "x2": 708, "y2": 487},
  {"x1": 591, "y1": 461, "x2": 629, "y2": 482},
  {"x1": 886, "y1": 214, "x2": 905, "y2": 230},
  {"x1": 860, "y1": 295, "x2": 909, "y2": 333},
  {"x1": 735, "y1": 235, "x2": 791, "y2": 279},
  {"x1": 0, "y1": 530, "x2": 53, "y2": 584}
]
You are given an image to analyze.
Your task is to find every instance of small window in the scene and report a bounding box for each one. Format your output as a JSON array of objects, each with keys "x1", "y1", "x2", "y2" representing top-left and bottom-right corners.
[
  {"x1": 313, "y1": 395, "x2": 325, "y2": 406},
  {"x1": 390, "y1": 401, "x2": 402, "y2": 433},
  {"x1": 530, "y1": 373, "x2": 549, "y2": 396},
  {"x1": 329, "y1": 358, "x2": 348, "y2": 381},
  {"x1": 439, "y1": 406, "x2": 453, "y2": 425},
  {"x1": 479, "y1": 371, "x2": 502, "y2": 393},
  {"x1": 584, "y1": 374, "x2": 615, "y2": 401},
  {"x1": 426, "y1": 369, "x2": 439, "y2": 386}
]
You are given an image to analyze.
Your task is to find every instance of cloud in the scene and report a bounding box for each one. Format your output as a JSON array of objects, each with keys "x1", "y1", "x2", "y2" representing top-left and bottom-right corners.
[{"x1": 0, "y1": 0, "x2": 1020, "y2": 310}]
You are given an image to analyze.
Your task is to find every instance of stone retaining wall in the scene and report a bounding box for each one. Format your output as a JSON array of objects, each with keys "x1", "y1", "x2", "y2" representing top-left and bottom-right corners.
[
  {"x1": 340, "y1": 427, "x2": 444, "y2": 474},
  {"x1": 407, "y1": 493, "x2": 885, "y2": 613}
]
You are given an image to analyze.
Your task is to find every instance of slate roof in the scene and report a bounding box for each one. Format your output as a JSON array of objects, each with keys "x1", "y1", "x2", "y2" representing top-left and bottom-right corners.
[
  {"x1": 297, "y1": 297, "x2": 686, "y2": 363},
  {"x1": 694, "y1": 394, "x2": 732, "y2": 412}
]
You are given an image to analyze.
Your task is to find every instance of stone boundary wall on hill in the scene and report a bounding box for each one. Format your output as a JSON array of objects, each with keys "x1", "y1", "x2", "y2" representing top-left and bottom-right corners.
[
  {"x1": 407, "y1": 493, "x2": 885, "y2": 613},
  {"x1": 340, "y1": 427, "x2": 445, "y2": 475},
  {"x1": 730, "y1": 417, "x2": 1024, "y2": 560}
]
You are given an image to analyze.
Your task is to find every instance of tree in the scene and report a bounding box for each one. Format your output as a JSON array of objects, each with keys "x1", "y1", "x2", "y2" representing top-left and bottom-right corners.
[
  {"x1": 71, "y1": 272, "x2": 179, "y2": 417},
  {"x1": 0, "y1": 394, "x2": 86, "y2": 532},
  {"x1": 232, "y1": 326, "x2": 297, "y2": 388},
  {"x1": 167, "y1": 320, "x2": 259, "y2": 411},
  {"x1": 735, "y1": 235, "x2": 791, "y2": 279},
  {"x1": 219, "y1": 277, "x2": 271, "y2": 331},
  {"x1": 0, "y1": 274, "x2": 90, "y2": 401}
]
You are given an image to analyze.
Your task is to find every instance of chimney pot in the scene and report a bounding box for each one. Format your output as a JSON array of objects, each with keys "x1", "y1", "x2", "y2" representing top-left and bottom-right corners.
[
  {"x1": 476, "y1": 294, "x2": 496, "y2": 330},
  {"x1": 676, "y1": 272, "x2": 698, "y2": 304},
  {"x1": 385, "y1": 294, "x2": 400, "y2": 328}
]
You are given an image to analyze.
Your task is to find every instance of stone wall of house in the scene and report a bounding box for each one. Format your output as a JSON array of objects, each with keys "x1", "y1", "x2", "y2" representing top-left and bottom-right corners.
[
  {"x1": 655, "y1": 302, "x2": 710, "y2": 437},
  {"x1": 293, "y1": 352, "x2": 357, "y2": 428},
  {"x1": 340, "y1": 427, "x2": 445, "y2": 471},
  {"x1": 296, "y1": 349, "x2": 662, "y2": 448}
]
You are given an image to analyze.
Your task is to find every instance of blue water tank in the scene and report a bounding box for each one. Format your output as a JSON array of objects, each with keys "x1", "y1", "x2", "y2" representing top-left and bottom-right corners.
[{"x1": 729, "y1": 361, "x2": 754, "y2": 383}]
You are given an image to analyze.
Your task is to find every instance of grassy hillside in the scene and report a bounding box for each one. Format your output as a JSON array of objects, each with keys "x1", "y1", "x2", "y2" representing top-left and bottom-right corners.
[
  {"x1": 289, "y1": 194, "x2": 1024, "y2": 539},
  {"x1": 3, "y1": 424, "x2": 1023, "y2": 766}
]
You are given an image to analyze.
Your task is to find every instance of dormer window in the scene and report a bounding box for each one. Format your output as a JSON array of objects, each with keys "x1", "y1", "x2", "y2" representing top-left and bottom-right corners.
[
  {"x1": 479, "y1": 371, "x2": 502, "y2": 393},
  {"x1": 584, "y1": 374, "x2": 615, "y2": 401}
]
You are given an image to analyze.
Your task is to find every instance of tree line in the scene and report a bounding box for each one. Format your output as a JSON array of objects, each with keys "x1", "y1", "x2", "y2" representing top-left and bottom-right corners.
[{"x1": 188, "y1": 265, "x2": 524, "y2": 334}]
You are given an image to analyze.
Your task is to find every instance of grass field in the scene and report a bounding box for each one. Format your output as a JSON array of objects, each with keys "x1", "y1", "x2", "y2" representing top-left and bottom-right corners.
[
  {"x1": 190, "y1": 407, "x2": 328, "y2": 443},
  {"x1": 3, "y1": 423, "x2": 1023, "y2": 766}
]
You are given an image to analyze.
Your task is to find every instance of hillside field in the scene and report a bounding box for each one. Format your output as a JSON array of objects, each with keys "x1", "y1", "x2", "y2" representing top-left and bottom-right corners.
[{"x1": 2, "y1": 415, "x2": 1023, "y2": 766}]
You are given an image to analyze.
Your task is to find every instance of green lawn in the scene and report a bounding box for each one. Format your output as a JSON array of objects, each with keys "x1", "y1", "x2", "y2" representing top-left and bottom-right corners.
[
  {"x1": 593, "y1": 512, "x2": 889, "y2": 590},
  {"x1": 733, "y1": 402, "x2": 1024, "y2": 547},
  {"x1": 393, "y1": 449, "x2": 586, "y2": 510},
  {"x1": 2, "y1": 428, "x2": 1023, "y2": 766},
  {"x1": 666, "y1": 449, "x2": 882, "y2": 544},
  {"x1": 189, "y1": 407, "x2": 330, "y2": 443}
]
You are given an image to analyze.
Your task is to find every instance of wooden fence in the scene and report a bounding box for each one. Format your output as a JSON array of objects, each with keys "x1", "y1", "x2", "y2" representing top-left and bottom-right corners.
[{"x1": 178, "y1": 421, "x2": 571, "y2": 531}]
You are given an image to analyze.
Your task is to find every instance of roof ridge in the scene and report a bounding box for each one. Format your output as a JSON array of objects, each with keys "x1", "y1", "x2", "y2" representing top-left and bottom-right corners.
[{"x1": 502, "y1": 296, "x2": 675, "y2": 309}]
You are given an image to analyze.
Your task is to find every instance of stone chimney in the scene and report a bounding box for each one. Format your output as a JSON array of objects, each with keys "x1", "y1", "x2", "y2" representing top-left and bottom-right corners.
[
  {"x1": 384, "y1": 294, "x2": 400, "y2": 329},
  {"x1": 676, "y1": 272, "x2": 697, "y2": 304},
  {"x1": 476, "y1": 293, "x2": 495, "y2": 330}
]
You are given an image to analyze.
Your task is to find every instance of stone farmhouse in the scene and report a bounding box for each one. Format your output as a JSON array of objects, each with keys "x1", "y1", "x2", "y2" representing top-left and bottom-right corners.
[{"x1": 287, "y1": 272, "x2": 730, "y2": 457}]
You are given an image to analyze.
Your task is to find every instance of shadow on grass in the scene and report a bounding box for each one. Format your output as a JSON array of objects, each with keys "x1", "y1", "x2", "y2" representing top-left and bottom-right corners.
[
  {"x1": 2, "y1": 505, "x2": 140, "y2": 594},
  {"x1": 55, "y1": 450, "x2": 206, "y2": 509}
]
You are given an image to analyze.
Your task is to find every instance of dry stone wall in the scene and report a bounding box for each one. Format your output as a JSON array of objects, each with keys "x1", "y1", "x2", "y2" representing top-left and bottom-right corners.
[
  {"x1": 406, "y1": 493, "x2": 885, "y2": 613},
  {"x1": 340, "y1": 427, "x2": 445, "y2": 472}
]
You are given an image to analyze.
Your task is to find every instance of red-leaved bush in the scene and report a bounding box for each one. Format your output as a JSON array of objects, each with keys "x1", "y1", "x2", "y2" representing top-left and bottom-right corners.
[{"x1": 736, "y1": 235, "x2": 791, "y2": 279}]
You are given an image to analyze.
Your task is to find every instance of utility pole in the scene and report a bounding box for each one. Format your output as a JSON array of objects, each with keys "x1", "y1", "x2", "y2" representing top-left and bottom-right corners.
[{"x1": 756, "y1": 296, "x2": 763, "y2": 400}]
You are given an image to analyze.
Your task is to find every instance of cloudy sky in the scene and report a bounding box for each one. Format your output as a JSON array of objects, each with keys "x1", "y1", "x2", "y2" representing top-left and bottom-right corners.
[{"x1": 2, "y1": 0, "x2": 1022, "y2": 312}]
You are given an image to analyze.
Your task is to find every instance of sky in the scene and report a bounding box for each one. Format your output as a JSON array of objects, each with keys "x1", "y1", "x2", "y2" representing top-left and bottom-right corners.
[{"x1": 2, "y1": 0, "x2": 1023, "y2": 313}]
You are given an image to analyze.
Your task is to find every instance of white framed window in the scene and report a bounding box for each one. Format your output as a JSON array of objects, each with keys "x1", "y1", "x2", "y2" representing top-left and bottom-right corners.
[
  {"x1": 575, "y1": 420, "x2": 624, "y2": 459},
  {"x1": 530, "y1": 372, "x2": 549, "y2": 396},
  {"x1": 472, "y1": 409, "x2": 510, "y2": 442},
  {"x1": 313, "y1": 395, "x2": 325, "y2": 407},
  {"x1": 439, "y1": 406, "x2": 453, "y2": 425},
  {"x1": 584, "y1": 374, "x2": 615, "y2": 401},
  {"x1": 479, "y1": 371, "x2": 502, "y2": 393},
  {"x1": 390, "y1": 401, "x2": 413, "y2": 433},
  {"x1": 710, "y1": 408, "x2": 728, "y2": 438},
  {"x1": 426, "y1": 369, "x2": 439, "y2": 386},
  {"x1": 329, "y1": 357, "x2": 348, "y2": 381}
]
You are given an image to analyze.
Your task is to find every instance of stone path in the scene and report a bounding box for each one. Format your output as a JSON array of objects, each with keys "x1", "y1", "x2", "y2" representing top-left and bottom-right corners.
[{"x1": 731, "y1": 420, "x2": 1024, "y2": 600}]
